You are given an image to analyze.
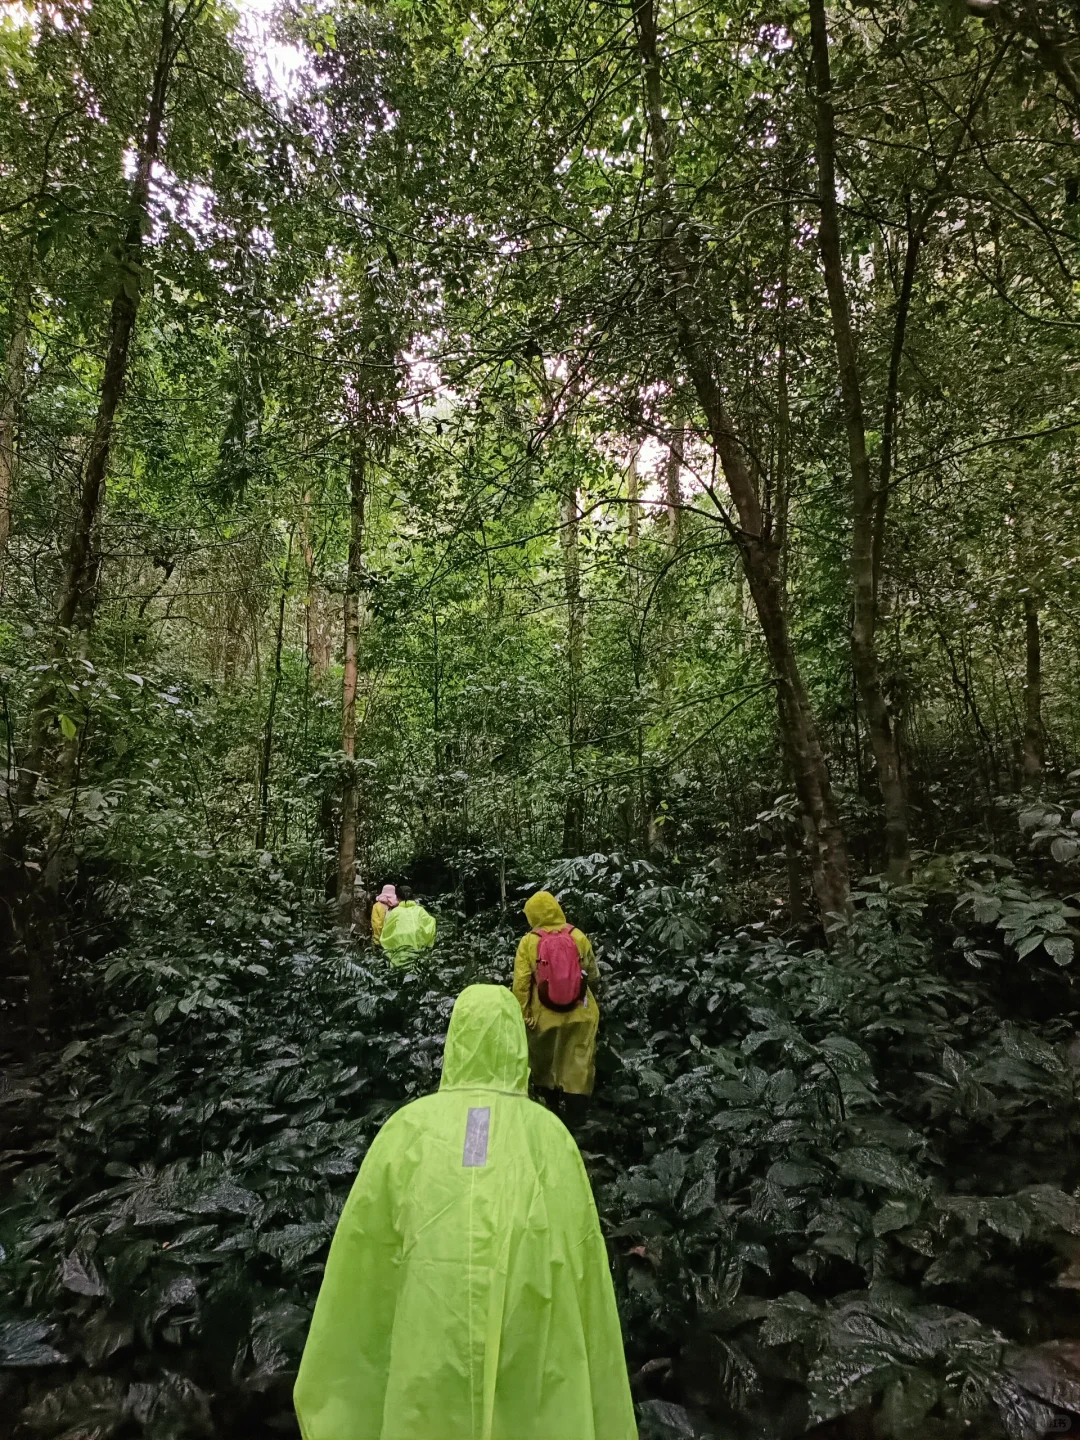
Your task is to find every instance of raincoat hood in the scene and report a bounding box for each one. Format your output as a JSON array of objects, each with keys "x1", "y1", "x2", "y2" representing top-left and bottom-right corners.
[
  {"x1": 439, "y1": 984, "x2": 529, "y2": 1094},
  {"x1": 524, "y1": 889, "x2": 566, "y2": 930},
  {"x1": 295, "y1": 986, "x2": 636, "y2": 1440}
]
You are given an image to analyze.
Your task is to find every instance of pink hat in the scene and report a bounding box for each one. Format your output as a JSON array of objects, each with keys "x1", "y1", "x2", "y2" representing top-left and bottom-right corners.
[{"x1": 376, "y1": 884, "x2": 399, "y2": 908}]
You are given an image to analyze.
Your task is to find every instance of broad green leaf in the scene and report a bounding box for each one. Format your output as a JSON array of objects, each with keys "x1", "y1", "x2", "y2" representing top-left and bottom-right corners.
[
  {"x1": 62, "y1": 1248, "x2": 106, "y2": 1298},
  {"x1": 0, "y1": 1320, "x2": 65, "y2": 1368},
  {"x1": 835, "y1": 1148, "x2": 929, "y2": 1198}
]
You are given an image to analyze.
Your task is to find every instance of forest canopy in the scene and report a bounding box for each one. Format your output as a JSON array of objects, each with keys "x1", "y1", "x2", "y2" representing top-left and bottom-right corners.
[{"x1": 3, "y1": 0, "x2": 1080, "y2": 1436}]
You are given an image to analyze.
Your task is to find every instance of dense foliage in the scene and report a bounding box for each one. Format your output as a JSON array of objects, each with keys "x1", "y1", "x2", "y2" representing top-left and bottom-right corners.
[
  {"x1": 5, "y1": 840, "x2": 1080, "y2": 1438},
  {"x1": 4, "y1": 0, "x2": 1080, "y2": 1435}
]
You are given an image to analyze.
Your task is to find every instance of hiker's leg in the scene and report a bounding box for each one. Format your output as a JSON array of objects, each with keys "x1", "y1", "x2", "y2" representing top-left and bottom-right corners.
[
  {"x1": 560, "y1": 1091, "x2": 589, "y2": 1133},
  {"x1": 542, "y1": 1087, "x2": 565, "y2": 1117}
]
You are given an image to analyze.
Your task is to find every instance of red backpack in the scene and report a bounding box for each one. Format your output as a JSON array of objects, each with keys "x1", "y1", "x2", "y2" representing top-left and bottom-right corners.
[{"x1": 534, "y1": 924, "x2": 587, "y2": 1011}]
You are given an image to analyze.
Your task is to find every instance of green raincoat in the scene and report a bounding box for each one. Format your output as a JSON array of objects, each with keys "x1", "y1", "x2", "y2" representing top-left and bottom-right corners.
[
  {"x1": 513, "y1": 891, "x2": 600, "y2": 1095},
  {"x1": 379, "y1": 899, "x2": 436, "y2": 967},
  {"x1": 294, "y1": 985, "x2": 636, "y2": 1440}
]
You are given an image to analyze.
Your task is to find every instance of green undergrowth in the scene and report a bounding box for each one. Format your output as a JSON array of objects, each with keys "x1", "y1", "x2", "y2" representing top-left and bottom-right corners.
[{"x1": 2, "y1": 849, "x2": 1080, "y2": 1440}]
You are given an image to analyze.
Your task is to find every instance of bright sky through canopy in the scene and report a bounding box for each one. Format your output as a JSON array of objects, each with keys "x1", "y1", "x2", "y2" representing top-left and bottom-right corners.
[{"x1": 235, "y1": 0, "x2": 303, "y2": 100}]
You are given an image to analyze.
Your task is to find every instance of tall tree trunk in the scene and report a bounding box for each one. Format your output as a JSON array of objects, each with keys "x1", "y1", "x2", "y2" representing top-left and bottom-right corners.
[
  {"x1": 302, "y1": 489, "x2": 332, "y2": 679},
  {"x1": 336, "y1": 434, "x2": 366, "y2": 930},
  {"x1": 665, "y1": 421, "x2": 683, "y2": 552},
  {"x1": 661, "y1": 421, "x2": 684, "y2": 643},
  {"x1": 634, "y1": 0, "x2": 850, "y2": 922},
  {"x1": 431, "y1": 603, "x2": 441, "y2": 777},
  {"x1": 656, "y1": 421, "x2": 684, "y2": 713},
  {"x1": 59, "y1": 4, "x2": 172, "y2": 632},
  {"x1": 935, "y1": 620, "x2": 999, "y2": 793},
  {"x1": 8, "y1": 2, "x2": 178, "y2": 1046},
  {"x1": 18, "y1": 0, "x2": 174, "y2": 806},
  {"x1": 300, "y1": 488, "x2": 336, "y2": 891},
  {"x1": 624, "y1": 444, "x2": 649, "y2": 843},
  {"x1": 255, "y1": 535, "x2": 292, "y2": 851},
  {"x1": 562, "y1": 478, "x2": 585, "y2": 855},
  {"x1": 627, "y1": 443, "x2": 640, "y2": 550},
  {"x1": 808, "y1": 0, "x2": 911, "y2": 884},
  {"x1": 874, "y1": 215, "x2": 921, "y2": 606},
  {"x1": 774, "y1": 233, "x2": 809, "y2": 923},
  {"x1": 0, "y1": 260, "x2": 32, "y2": 583},
  {"x1": 775, "y1": 201, "x2": 792, "y2": 591},
  {"x1": 1022, "y1": 590, "x2": 1043, "y2": 783}
]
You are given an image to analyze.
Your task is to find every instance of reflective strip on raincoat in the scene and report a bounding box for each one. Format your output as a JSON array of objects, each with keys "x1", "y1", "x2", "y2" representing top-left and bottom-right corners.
[{"x1": 293, "y1": 984, "x2": 636, "y2": 1440}]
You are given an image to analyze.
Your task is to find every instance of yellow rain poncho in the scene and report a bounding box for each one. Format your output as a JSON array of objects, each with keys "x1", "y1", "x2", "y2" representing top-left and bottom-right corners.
[
  {"x1": 379, "y1": 900, "x2": 436, "y2": 968},
  {"x1": 294, "y1": 984, "x2": 635, "y2": 1440},
  {"x1": 370, "y1": 902, "x2": 389, "y2": 945},
  {"x1": 513, "y1": 891, "x2": 600, "y2": 1095}
]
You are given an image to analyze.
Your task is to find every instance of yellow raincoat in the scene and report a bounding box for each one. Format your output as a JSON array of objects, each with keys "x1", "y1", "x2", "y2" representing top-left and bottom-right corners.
[
  {"x1": 294, "y1": 984, "x2": 636, "y2": 1440},
  {"x1": 513, "y1": 891, "x2": 600, "y2": 1095},
  {"x1": 370, "y1": 902, "x2": 389, "y2": 945}
]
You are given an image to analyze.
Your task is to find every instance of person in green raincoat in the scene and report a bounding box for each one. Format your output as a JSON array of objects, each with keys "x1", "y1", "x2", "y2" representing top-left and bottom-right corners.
[
  {"x1": 513, "y1": 890, "x2": 600, "y2": 1096},
  {"x1": 378, "y1": 887, "x2": 437, "y2": 968},
  {"x1": 293, "y1": 984, "x2": 636, "y2": 1440}
]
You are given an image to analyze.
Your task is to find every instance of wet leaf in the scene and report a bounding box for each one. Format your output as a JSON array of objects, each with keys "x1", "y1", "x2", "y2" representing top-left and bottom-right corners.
[
  {"x1": 62, "y1": 1248, "x2": 106, "y2": 1298},
  {"x1": 0, "y1": 1319, "x2": 65, "y2": 1368}
]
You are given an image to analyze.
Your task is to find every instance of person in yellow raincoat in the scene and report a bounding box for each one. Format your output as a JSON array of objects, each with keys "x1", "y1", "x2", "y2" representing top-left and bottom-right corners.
[
  {"x1": 293, "y1": 984, "x2": 636, "y2": 1440},
  {"x1": 370, "y1": 883, "x2": 398, "y2": 945},
  {"x1": 513, "y1": 890, "x2": 600, "y2": 1096}
]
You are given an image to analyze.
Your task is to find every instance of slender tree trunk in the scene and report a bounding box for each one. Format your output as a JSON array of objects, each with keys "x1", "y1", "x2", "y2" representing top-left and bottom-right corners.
[
  {"x1": 657, "y1": 421, "x2": 684, "y2": 708},
  {"x1": 301, "y1": 487, "x2": 336, "y2": 891},
  {"x1": 432, "y1": 603, "x2": 441, "y2": 776},
  {"x1": 665, "y1": 421, "x2": 683, "y2": 552},
  {"x1": 785, "y1": 829, "x2": 808, "y2": 927},
  {"x1": 1022, "y1": 590, "x2": 1044, "y2": 783},
  {"x1": 873, "y1": 39, "x2": 1004, "y2": 598},
  {"x1": 874, "y1": 216, "x2": 920, "y2": 604},
  {"x1": 19, "y1": 1, "x2": 174, "y2": 806},
  {"x1": 774, "y1": 228, "x2": 811, "y2": 921},
  {"x1": 0, "y1": 261, "x2": 32, "y2": 583},
  {"x1": 627, "y1": 443, "x2": 640, "y2": 550},
  {"x1": 622, "y1": 447, "x2": 650, "y2": 843},
  {"x1": 808, "y1": 0, "x2": 911, "y2": 884},
  {"x1": 936, "y1": 620, "x2": 999, "y2": 792},
  {"x1": 773, "y1": 252, "x2": 810, "y2": 922},
  {"x1": 634, "y1": 0, "x2": 849, "y2": 922},
  {"x1": 301, "y1": 489, "x2": 331, "y2": 681},
  {"x1": 337, "y1": 434, "x2": 366, "y2": 930},
  {"x1": 626, "y1": 444, "x2": 646, "y2": 835},
  {"x1": 562, "y1": 478, "x2": 585, "y2": 855},
  {"x1": 60, "y1": 6, "x2": 172, "y2": 632},
  {"x1": 775, "y1": 202, "x2": 792, "y2": 590},
  {"x1": 255, "y1": 535, "x2": 292, "y2": 851},
  {"x1": 9, "y1": 2, "x2": 177, "y2": 1047}
]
